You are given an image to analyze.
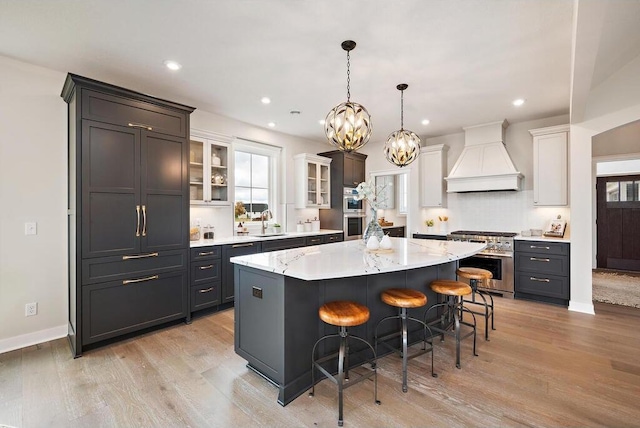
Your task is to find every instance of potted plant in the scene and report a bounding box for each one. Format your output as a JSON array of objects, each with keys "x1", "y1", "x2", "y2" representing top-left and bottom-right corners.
[
  {"x1": 425, "y1": 219, "x2": 435, "y2": 232},
  {"x1": 273, "y1": 223, "x2": 281, "y2": 233}
]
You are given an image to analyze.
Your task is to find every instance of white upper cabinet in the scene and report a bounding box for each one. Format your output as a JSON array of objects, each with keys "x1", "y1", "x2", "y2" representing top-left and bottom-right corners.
[
  {"x1": 421, "y1": 144, "x2": 448, "y2": 207},
  {"x1": 294, "y1": 153, "x2": 331, "y2": 209},
  {"x1": 189, "y1": 132, "x2": 232, "y2": 206},
  {"x1": 529, "y1": 125, "x2": 569, "y2": 206}
]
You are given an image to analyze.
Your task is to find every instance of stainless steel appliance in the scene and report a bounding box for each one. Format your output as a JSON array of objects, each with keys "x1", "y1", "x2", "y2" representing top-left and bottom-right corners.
[
  {"x1": 343, "y1": 215, "x2": 365, "y2": 241},
  {"x1": 343, "y1": 187, "x2": 365, "y2": 214},
  {"x1": 447, "y1": 230, "x2": 516, "y2": 297}
]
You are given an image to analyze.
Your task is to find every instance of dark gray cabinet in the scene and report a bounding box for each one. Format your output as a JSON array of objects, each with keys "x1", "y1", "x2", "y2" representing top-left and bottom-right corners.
[
  {"x1": 62, "y1": 73, "x2": 194, "y2": 357},
  {"x1": 413, "y1": 233, "x2": 447, "y2": 241},
  {"x1": 514, "y1": 240, "x2": 570, "y2": 306},
  {"x1": 383, "y1": 226, "x2": 406, "y2": 238},
  {"x1": 189, "y1": 247, "x2": 222, "y2": 313},
  {"x1": 222, "y1": 242, "x2": 261, "y2": 304}
]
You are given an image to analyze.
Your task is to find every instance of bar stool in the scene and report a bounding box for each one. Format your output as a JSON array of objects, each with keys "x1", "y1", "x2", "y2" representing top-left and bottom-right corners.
[
  {"x1": 309, "y1": 300, "x2": 380, "y2": 427},
  {"x1": 457, "y1": 267, "x2": 494, "y2": 341},
  {"x1": 374, "y1": 288, "x2": 437, "y2": 393},
  {"x1": 424, "y1": 279, "x2": 477, "y2": 369}
]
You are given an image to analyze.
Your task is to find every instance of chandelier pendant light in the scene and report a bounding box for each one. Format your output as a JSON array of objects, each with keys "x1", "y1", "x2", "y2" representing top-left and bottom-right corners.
[
  {"x1": 325, "y1": 40, "x2": 372, "y2": 153},
  {"x1": 384, "y1": 83, "x2": 421, "y2": 167}
]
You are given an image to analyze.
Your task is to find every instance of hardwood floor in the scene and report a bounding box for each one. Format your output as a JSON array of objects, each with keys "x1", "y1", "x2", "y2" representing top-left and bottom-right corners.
[{"x1": 1, "y1": 298, "x2": 640, "y2": 427}]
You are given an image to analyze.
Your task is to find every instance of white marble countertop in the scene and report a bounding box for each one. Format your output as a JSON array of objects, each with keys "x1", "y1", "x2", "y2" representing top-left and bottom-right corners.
[
  {"x1": 190, "y1": 229, "x2": 343, "y2": 247},
  {"x1": 230, "y1": 237, "x2": 486, "y2": 281},
  {"x1": 514, "y1": 234, "x2": 570, "y2": 243}
]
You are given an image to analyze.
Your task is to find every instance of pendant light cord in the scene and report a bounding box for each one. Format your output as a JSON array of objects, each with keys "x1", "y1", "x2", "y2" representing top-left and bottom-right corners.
[
  {"x1": 346, "y1": 50, "x2": 351, "y2": 102},
  {"x1": 400, "y1": 89, "x2": 404, "y2": 130}
]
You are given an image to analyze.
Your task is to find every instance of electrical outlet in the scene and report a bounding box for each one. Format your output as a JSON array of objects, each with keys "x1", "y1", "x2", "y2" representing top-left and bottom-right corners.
[
  {"x1": 25, "y1": 302, "x2": 38, "y2": 316},
  {"x1": 25, "y1": 222, "x2": 37, "y2": 235}
]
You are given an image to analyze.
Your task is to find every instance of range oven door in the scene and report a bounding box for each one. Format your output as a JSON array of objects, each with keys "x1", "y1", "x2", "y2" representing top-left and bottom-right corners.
[
  {"x1": 343, "y1": 216, "x2": 364, "y2": 241},
  {"x1": 458, "y1": 254, "x2": 514, "y2": 296}
]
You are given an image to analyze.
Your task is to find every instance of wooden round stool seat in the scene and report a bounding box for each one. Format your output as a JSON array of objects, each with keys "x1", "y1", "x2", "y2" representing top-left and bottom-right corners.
[
  {"x1": 429, "y1": 279, "x2": 472, "y2": 296},
  {"x1": 381, "y1": 288, "x2": 427, "y2": 308},
  {"x1": 456, "y1": 267, "x2": 492, "y2": 281},
  {"x1": 319, "y1": 301, "x2": 370, "y2": 327}
]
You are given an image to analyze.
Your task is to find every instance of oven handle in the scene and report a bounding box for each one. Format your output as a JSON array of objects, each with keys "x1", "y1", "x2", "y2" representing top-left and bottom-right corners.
[{"x1": 474, "y1": 252, "x2": 513, "y2": 259}]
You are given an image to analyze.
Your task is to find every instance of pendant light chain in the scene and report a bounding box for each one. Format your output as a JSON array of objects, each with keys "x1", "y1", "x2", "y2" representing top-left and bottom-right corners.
[{"x1": 346, "y1": 50, "x2": 351, "y2": 102}]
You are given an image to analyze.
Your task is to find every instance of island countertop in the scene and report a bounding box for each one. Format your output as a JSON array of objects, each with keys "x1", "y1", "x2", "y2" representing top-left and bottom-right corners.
[{"x1": 230, "y1": 237, "x2": 486, "y2": 281}]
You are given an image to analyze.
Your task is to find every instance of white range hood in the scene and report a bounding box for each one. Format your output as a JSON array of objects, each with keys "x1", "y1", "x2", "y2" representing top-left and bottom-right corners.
[{"x1": 445, "y1": 120, "x2": 523, "y2": 192}]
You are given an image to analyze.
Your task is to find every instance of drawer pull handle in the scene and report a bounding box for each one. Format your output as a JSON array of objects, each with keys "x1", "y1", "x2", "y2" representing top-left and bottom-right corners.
[
  {"x1": 199, "y1": 264, "x2": 214, "y2": 270},
  {"x1": 530, "y1": 277, "x2": 550, "y2": 283},
  {"x1": 232, "y1": 243, "x2": 254, "y2": 248},
  {"x1": 198, "y1": 251, "x2": 215, "y2": 256},
  {"x1": 309, "y1": 239, "x2": 320, "y2": 243},
  {"x1": 530, "y1": 257, "x2": 550, "y2": 262},
  {"x1": 122, "y1": 274, "x2": 159, "y2": 285},
  {"x1": 199, "y1": 287, "x2": 214, "y2": 293},
  {"x1": 122, "y1": 252, "x2": 159, "y2": 260},
  {"x1": 530, "y1": 245, "x2": 550, "y2": 250},
  {"x1": 128, "y1": 122, "x2": 153, "y2": 131}
]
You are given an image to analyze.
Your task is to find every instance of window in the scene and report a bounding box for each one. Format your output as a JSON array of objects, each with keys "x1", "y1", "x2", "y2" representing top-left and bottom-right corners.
[
  {"x1": 606, "y1": 180, "x2": 640, "y2": 202},
  {"x1": 233, "y1": 139, "x2": 281, "y2": 225}
]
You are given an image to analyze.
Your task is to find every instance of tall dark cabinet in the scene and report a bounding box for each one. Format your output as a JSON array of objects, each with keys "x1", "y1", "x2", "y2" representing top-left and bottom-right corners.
[
  {"x1": 62, "y1": 74, "x2": 195, "y2": 357},
  {"x1": 317, "y1": 150, "x2": 367, "y2": 230}
]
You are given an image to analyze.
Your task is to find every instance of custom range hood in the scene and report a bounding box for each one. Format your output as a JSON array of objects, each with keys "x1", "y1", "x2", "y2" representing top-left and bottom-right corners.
[{"x1": 445, "y1": 120, "x2": 523, "y2": 192}]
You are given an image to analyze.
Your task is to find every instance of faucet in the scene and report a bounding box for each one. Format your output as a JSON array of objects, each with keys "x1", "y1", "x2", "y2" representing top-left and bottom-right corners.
[{"x1": 260, "y1": 209, "x2": 272, "y2": 234}]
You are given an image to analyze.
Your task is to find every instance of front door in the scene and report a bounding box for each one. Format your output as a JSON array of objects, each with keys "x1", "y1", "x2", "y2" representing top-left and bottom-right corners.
[{"x1": 596, "y1": 175, "x2": 640, "y2": 270}]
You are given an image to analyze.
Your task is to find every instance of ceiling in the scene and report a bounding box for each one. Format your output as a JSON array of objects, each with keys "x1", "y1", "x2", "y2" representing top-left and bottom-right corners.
[{"x1": 0, "y1": 0, "x2": 611, "y2": 144}]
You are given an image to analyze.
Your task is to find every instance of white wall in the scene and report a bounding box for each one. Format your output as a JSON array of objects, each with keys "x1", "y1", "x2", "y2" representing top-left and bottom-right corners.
[
  {"x1": 0, "y1": 55, "x2": 334, "y2": 353},
  {"x1": 0, "y1": 57, "x2": 68, "y2": 352}
]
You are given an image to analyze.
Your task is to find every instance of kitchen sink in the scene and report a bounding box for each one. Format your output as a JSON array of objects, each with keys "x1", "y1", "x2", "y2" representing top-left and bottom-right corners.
[{"x1": 255, "y1": 233, "x2": 288, "y2": 238}]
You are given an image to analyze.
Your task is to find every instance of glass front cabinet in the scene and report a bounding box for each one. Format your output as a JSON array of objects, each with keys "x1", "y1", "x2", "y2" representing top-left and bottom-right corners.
[
  {"x1": 190, "y1": 133, "x2": 232, "y2": 206},
  {"x1": 294, "y1": 153, "x2": 331, "y2": 209}
]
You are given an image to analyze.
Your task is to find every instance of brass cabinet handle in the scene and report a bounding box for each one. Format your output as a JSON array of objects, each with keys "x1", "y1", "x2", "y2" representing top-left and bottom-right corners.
[
  {"x1": 530, "y1": 277, "x2": 550, "y2": 283},
  {"x1": 232, "y1": 243, "x2": 254, "y2": 248},
  {"x1": 530, "y1": 245, "x2": 550, "y2": 250},
  {"x1": 122, "y1": 252, "x2": 158, "y2": 260},
  {"x1": 128, "y1": 122, "x2": 153, "y2": 131},
  {"x1": 199, "y1": 287, "x2": 214, "y2": 293},
  {"x1": 198, "y1": 251, "x2": 215, "y2": 256},
  {"x1": 142, "y1": 205, "x2": 147, "y2": 236},
  {"x1": 199, "y1": 264, "x2": 214, "y2": 270},
  {"x1": 122, "y1": 274, "x2": 158, "y2": 285},
  {"x1": 530, "y1": 257, "x2": 550, "y2": 262},
  {"x1": 309, "y1": 238, "x2": 321, "y2": 243},
  {"x1": 135, "y1": 205, "x2": 141, "y2": 237}
]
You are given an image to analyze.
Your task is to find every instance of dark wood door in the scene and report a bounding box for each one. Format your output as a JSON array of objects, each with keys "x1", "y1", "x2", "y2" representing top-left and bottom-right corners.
[
  {"x1": 140, "y1": 131, "x2": 188, "y2": 252},
  {"x1": 222, "y1": 242, "x2": 260, "y2": 304},
  {"x1": 81, "y1": 120, "x2": 141, "y2": 258},
  {"x1": 597, "y1": 175, "x2": 640, "y2": 270}
]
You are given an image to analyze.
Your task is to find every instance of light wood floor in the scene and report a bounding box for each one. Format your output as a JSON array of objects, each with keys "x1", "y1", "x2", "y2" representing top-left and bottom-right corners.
[{"x1": 2, "y1": 298, "x2": 640, "y2": 427}]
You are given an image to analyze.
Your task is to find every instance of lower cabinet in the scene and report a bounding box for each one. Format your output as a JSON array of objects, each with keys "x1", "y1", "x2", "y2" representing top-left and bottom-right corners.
[
  {"x1": 383, "y1": 226, "x2": 405, "y2": 238},
  {"x1": 222, "y1": 242, "x2": 261, "y2": 304},
  {"x1": 413, "y1": 233, "x2": 447, "y2": 241},
  {"x1": 189, "y1": 247, "x2": 222, "y2": 313},
  {"x1": 514, "y1": 240, "x2": 570, "y2": 306},
  {"x1": 83, "y1": 270, "x2": 188, "y2": 344}
]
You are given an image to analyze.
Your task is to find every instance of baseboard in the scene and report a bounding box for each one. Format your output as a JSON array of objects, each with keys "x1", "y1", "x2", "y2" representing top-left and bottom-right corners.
[
  {"x1": 568, "y1": 300, "x2": 595, "y2": 315},
  {"x1": 0, "y1": 325, "x2": 68, "y2": 355}
]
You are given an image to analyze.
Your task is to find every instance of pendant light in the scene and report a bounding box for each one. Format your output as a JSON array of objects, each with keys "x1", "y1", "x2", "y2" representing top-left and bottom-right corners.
[
  {"x1": 325, "y1": 40, "x2": 372, "y2": 153},
  {"x1": 384, "y1": 83, "x2": 421, "y2": 167}
]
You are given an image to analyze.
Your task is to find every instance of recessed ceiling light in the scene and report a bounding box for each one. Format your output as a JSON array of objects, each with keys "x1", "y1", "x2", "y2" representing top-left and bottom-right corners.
[
  {"x1": 267, "y1": 122, "x2": 276, "y2": 128},
  {"x1": 163, "y1": 60, "x2": 182, "y2": 71},
  {"x1": 421, "y1": 119, "x2": 430, "y2": 126},
  {"x1": 318, "y1": 119, "x2": 325, "y2": 125},
  {"x1": 512, "y1": 98, "x2": 525, "y2": 107},
  {"x1": 261, "y1": 97, "x2": 271, "y2": 104}
]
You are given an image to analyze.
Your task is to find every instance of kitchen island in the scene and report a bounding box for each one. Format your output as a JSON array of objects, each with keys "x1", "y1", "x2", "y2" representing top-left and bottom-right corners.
[{"x1": 230, "y1": 237, "x2": 485, "y2": 405}]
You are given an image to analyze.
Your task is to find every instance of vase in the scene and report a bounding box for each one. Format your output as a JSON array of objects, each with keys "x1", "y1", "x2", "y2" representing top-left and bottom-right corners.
[
  {"x1": 440, "y1": 222, "x2": 448, "y2": 234},
  {"x1": 363, "y1": 208, "x2": 384, "y2": 242}
]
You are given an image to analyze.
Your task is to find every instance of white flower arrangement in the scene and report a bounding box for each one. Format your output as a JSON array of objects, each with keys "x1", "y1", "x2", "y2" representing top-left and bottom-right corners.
[{"x1": 354, "y1": 178, "x2": 390, "y2": 211}]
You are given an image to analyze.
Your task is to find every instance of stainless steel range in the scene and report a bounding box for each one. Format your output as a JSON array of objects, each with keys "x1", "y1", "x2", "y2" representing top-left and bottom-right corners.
[{"x1": 447, "y1": 230, "x2": 516, "y2": 297}]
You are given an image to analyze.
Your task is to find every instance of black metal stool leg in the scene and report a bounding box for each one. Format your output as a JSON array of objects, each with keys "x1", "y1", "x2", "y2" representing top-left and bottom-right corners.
[
  {"x1": 400, "y1": 308, "x2": 409, "y2": 392},
  {"x1": 337, "y1": 327, "x2": 347, "y2": 427}
]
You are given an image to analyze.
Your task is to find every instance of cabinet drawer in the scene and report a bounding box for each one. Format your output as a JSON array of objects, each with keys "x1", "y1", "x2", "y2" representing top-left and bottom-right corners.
[
  {"x1": 82, "y1": 250, "x2": 187, "y2": 285},
  {"x1": 305, "y1": 236, "x2": 325, "y2": 246},
  {"x1": 515, "y1": 252, "x2": 568, "y2": 276},
  {"x1": 325, "y1": 233, "x2": 343, "y2": 243},
  {"x1": 515, "y1": 241, "x2": 569, "y2": 256},
  {"x1": 191, "y1": 281, "x2": 221, "y2": 311},
  {"x1": 190, "y1": 246, "x2": 221, "y2": 261},
  {"x1": 82, "y1": 89, "x2": 188, "y2": 137},
  {"x1": 515, "y1": 271, "x2": 569, "y2": 299},
  {"x1": 384, "y1": 227, "x2": 406, "y2": 238},
  {"x1": 82, "y1": 270, "x2": 187, "y2": 344},
  {"x1": 262, "y1": 237, "x2": 306, "y2": 252},
  {"x1": 191, "y1": 259, "x2": 221, "y2": 284}
]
